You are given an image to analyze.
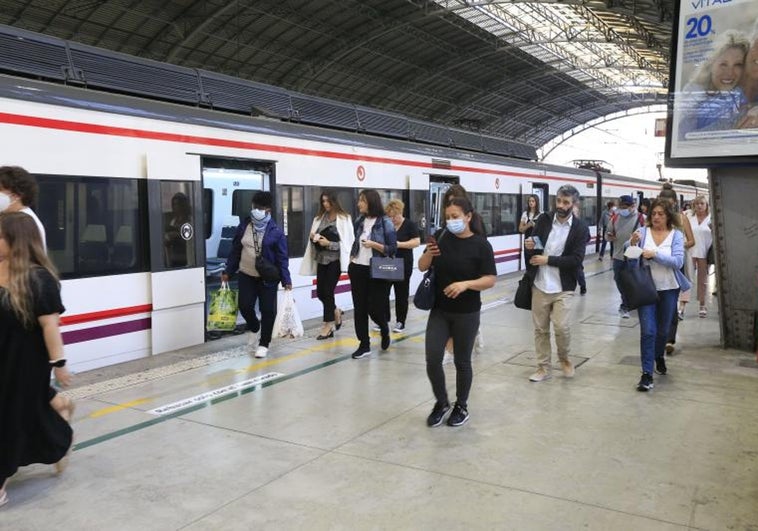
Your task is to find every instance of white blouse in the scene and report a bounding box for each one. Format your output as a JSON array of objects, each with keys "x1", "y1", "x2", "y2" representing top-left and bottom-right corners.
[{"x1": 686, "y1": 211, "x2": 712, "y2": 259}]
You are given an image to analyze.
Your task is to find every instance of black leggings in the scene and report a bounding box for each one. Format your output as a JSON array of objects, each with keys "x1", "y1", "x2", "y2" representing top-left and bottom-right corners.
[
  {"x1": 237, "y1": 273, "x2": 278, "y2": 348},
  {"x1": 316, "y1": 260, "x2": 341, "y2": 322},
  {"x1": 348, "y1": 263, "x2": 391, "y2": 347},
  {"x1": 425, "y1": 308, "x2": 480, "y2": 407},
  {"x1": 384, "y1": 273, "x2": 412, "y2": 325}
]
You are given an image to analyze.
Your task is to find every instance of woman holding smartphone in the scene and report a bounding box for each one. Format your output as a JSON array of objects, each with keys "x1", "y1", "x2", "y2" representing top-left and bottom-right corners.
[{"x1": 419, "y1": 197, "x2": 497, "y2": 428}]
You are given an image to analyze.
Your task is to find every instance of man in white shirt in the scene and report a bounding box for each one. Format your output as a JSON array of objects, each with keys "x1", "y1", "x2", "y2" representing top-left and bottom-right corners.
[{"x1": 523, "y1": 185, "x2": 590, "y2": 382}]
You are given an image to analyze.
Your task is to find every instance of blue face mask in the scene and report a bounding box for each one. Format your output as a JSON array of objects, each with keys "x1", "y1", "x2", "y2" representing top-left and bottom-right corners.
[
  {"x1": 618, "y1": 208, "x2": 633, "y2": 217},
  {"x1": 446, "y1": 218, "x2": 466, "y2": 234}
]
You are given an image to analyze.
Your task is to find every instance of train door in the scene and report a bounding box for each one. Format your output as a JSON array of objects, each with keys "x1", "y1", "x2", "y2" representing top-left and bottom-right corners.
[
  {"x1": 146, "y1": 152, "x2": 205, "y2": 355},
  {"x1": 200, "y1": 156, "x2": 274, "y2": 336},
  {"x1": 428, "y1": 175, "x2": 459, "y2": 236},
  {"x1": 519, "y1": 182, "x2": 549, "y2": 269}
]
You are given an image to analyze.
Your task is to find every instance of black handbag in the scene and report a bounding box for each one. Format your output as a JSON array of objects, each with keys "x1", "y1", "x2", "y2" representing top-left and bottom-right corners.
[
  {"x1": 311, "y1": 224, "x2": 340, "y2": 250},
  {"x1": 618, "y1": 259, "x2": 658, "y2": 310},
  {"x1": 413, "y1": 268, "x2": 435, "y2": 310},
  {"x1": 514, "y1": 273, "x2": 533, "y2": 310},
  {"x1": 253, "y1": 232, "x2": 281, "y2": 282},
  {"x1": 369, "y1": 218, "x2": 404, "y2": 281}
]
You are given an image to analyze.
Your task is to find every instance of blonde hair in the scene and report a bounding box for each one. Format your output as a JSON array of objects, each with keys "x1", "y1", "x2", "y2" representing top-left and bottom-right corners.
[
  {"x1": 692, "y1": 30, "x2": 750, "y2": 91},
  {"x1": 0, "y1": 212, "x2": 59, "y2": 328},
  {"x1": 385, "y1": 199, "x2": 405, "y2": 216},
  {"x1": 693, "y1": 194, "x2": 710, "y2": 215}
]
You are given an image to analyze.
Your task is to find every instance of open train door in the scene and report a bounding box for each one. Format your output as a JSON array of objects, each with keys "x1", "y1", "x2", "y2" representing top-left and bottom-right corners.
[
  {"x1": 427, "y1": 174, "x2": 459, "y2": 237},
  {"x1": 519, "y1": 182, "x2": 549, "y2": 269},
  {"x1": 146, "y1": 152, "x2": 206, "y2": 355}
]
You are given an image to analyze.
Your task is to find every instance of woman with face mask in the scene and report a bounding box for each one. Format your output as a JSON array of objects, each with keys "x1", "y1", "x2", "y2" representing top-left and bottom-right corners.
[
  {"x1": 418, "y1": 197, "x2": 497, "y2": 428},
  {"x1": 222, "y1": 191, "x2": 292, "y2": 359},
  {"x1": 0, "y1": 212, "x2": 73, "y2": 508}
]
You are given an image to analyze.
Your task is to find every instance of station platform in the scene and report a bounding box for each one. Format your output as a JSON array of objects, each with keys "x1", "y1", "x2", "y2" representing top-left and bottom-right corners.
[{"x1": 4, "y1": 258, "x2": 758, "y2": 530}]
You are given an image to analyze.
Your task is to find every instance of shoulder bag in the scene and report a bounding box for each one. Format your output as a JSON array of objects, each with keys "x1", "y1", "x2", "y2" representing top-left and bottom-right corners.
[
  {"x1": 618, "y1": 258, "x2": 658, "y2": 310},
  {"x1": 253, "y1": 231, "x2": 281, "y2": 282},
  {"x1": 413, "y1": 229, "x2": 446, "y2": 310},
  {"x1": 369, "y1": 218, "x2": 404, "y2": 282},
  {"x1": 514, "y1": 273, "x2": 533, "y2": 310}
]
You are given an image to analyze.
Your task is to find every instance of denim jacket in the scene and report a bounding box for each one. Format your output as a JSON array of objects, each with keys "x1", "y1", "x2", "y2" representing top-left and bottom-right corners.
[
  {"x1": 350, "y1": 215, "x2": 397, "y2": 258},
  {"x1": 624, "y1": 227, "x2": 692, "y2": 292}
]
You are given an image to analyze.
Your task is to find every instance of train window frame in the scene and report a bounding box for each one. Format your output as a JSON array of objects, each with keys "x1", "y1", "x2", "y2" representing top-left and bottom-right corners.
[{"x1": 35, "y1": 174, "x2": 149, "y2": 280}]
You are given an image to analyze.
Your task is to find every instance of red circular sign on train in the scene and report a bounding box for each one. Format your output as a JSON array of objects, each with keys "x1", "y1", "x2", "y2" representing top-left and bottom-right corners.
[{"x1": 356, "y1": 165, "x2": 366, "y2": 181}]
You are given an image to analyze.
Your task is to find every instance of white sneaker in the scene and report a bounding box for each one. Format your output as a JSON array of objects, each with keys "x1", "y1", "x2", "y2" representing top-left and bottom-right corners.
[
  {"x1": 474, "y1": 330, "x2": 484, "y2": 353},
  {"x1": 254, "y1": 346, "x2": 269, "y2": 358},
  {"x1": 372, "y1": 324, "x2": 381, "y2": 332},
  {"x1": 621, "y1": 310, "x2": 631, "y2": 319},
  {"x1": 247, "y1": 330, "x2": 259, "y2": 350},
  {"x1": 442, "y1": 350, "x2": 454, "y2": 365}
]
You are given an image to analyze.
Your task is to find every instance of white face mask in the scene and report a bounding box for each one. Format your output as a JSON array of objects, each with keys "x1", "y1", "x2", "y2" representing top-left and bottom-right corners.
[{"x1": 0, "y1": 192, "x2": 13, "y2": 212}]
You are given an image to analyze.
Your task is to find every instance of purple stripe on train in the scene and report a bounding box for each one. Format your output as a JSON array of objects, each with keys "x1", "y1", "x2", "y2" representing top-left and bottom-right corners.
[{"x1": 62, "y1": 317, "x2": 152, "y2": 345}]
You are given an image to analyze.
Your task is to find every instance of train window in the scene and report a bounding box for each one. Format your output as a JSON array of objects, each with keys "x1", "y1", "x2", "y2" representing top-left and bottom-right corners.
[
  {"x1": 500, "y1": 193, "x2": 519, "y2": 235},
  {"x1": 277, "y1": 186, "x2": 305, "y2": 259},
  {"x1": 582, "y1": 197, "x2": 598, "y2": 227},
  {"x1": 160, "y1": 181, "x2": 198, "y2": 269},
  {"x1": 408, "y1": 190, "x2": 427, "y2": 238},
  {"x1": 469, "y1": 192, "x2": 498, "y2": 236},
  {"x1": 231, "y1": 189, "x2": 258, "y2": 217},
  {"x1": 36, "y1": 175, "x2": 148, "y2": 279}
]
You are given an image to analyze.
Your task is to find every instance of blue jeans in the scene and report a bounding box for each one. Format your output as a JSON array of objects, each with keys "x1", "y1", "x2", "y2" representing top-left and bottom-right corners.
[
  {"x1": 612, "y1": 259, "x2": 629, "y2": 310},
  {"x1": 637, "y1": 288, "x2": 679, "y2": 375}
]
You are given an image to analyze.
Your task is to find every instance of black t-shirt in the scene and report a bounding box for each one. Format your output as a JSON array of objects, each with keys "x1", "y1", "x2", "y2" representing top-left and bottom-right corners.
[
  {"x1": 395, "y1": 218, "x2": 419, "y2": 273},
  {"x1": 431, "y1": 233, "x2": 497, "y2": 313}
]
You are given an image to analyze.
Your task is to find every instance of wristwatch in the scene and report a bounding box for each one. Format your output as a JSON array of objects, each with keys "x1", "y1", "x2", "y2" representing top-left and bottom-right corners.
[{"x1": 49, "y1": 358, "x2": 67, "y2": 368}]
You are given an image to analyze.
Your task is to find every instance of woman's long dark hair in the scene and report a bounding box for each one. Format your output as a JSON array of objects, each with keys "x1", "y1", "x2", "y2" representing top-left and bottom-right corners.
[
  {"x1": 0, "y1": 211, "x2": 59, "y2": 328},
  {"x1": 359, "y1": 189, "x2": 385, "y2": 218},
  {"x1": 526, "y1": 194, "x2": 541, "y2": 215},
  {"x1": 317, "y1": 190, "x2": 348, "y2": 218}
]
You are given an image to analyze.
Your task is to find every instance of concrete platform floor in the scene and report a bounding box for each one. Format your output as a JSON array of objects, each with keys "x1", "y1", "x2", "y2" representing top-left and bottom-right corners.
[{"x1": 3, "y1": 259, "x2": 758, "y2": 530}]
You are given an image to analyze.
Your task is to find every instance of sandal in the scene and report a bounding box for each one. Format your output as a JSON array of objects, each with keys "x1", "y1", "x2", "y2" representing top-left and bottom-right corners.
[{"x1": 699, "y1": 307, "x2": 707, "y2": 318}]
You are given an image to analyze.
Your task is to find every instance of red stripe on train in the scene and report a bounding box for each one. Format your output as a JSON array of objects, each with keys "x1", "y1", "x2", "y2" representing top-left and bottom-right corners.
[{"x1": 60, "y1": 304, "x2": 153, "y2": 325}]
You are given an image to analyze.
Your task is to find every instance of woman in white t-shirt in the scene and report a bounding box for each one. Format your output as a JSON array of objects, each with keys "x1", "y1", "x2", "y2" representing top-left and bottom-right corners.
[
  {"x1": 519, "y1": 194, "x2": 542, "y2": 237},
  {"x1": 627, "y1": 198, "x2": 690, "y2": 392},
  {"x1": 686, "y1": 195, "x2": 712, "y2": 317}
]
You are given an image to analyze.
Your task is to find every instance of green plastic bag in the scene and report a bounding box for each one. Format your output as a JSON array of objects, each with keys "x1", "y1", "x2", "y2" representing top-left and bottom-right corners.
[{"x1": 207, "y1": 282, "x2": 239, "y2": 331}]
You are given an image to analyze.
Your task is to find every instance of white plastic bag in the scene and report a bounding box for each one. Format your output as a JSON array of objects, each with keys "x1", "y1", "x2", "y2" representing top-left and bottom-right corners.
[{"x1": 272, "y1": 290, "x2": 304, "y2": 338}]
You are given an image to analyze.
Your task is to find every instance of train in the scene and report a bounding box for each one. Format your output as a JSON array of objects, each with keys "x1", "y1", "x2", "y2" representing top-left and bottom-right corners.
[{"x1": 0, "y1": 75, "x2": 706, "y2": 372}]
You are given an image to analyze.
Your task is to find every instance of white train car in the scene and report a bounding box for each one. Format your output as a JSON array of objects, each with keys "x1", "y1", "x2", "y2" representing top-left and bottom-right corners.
[{"x1": 0, "y1": 76, "x2": 705, "y2": 372}]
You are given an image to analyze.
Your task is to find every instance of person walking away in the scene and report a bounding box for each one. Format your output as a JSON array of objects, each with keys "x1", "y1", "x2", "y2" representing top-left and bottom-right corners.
[
  {"x1": 348, "y1": 189, "x2": 397, "y2": 359},
  {"x1": 419, "y1": 197, "x2": 496, "y2": 427},
  {"x1": 523, "y1": 185, "x2": 589, "y2": 382},
  {"x1": 686, "y1": 195, "x2": 712, "y2": 318},
  {"x1": 222, "y1": 191, "x2": 292, "y2": 358},
  {"x1": 626, "y1": 199, "x2": 691, "y2": 391},
  {"x1": 598, "y1": 200, "x2": 615, "y2": 260},
  {"x1": 383, "y1": 199, "x2": 420, "y2": 332},
  {"x1": 606, "y1": 195, "x2": 645, "y2": 319},
  {"x1": 300, "y1": 190, "x2": 354, "y2": 339},
  {"x1": 0, "y1": 212, "x2": 74, "y2": 507}
]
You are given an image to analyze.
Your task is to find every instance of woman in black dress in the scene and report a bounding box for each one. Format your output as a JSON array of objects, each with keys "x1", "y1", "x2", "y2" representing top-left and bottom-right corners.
[
  {"x1": 418, "y1": 197, "x2": 497, "y2": 427},
  {"x1": 0, "y1": 212, "x2": 73, "y2": 507},
  {"x1": 384, "y1": 199, "x2": 420, "y2": 332}
]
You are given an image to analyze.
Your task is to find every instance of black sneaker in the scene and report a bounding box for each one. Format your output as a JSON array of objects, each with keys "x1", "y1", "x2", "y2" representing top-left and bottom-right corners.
[
  {"x1": 637, "y1": 373, "x2": 654, "y2": 392},
  {"x1": 447, "y1": 403, "x2": 470, "y2": 426},
  {"x1": 381, "y1": 331, "x2": 391, "y2": 351},
  {"x1": 351, "y1": 345, "x2": 371, "y2": 359},
  {"x1": 427, "y1": 402, "x2": 450, "y2": 427},
  {"x1": 393, "y1": 322, "x2": 405, "y2": 333},
  {"x1": 580, "y1": 287, "x2": 587, "y2": 295},
  {"x1": 655, "y1": 357, "x2": 667, "y2": 375}
]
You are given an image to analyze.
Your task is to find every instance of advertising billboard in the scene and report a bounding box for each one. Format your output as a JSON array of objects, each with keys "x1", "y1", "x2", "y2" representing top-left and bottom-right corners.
[{"x1": 666, "y1": 0, "x2": 758, "y2": 166}]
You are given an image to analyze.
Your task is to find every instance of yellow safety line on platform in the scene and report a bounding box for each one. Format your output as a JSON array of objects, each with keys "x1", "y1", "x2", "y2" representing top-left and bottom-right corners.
[{"x1": 88, "y1": 398, "x2": 153, "y2": 418}]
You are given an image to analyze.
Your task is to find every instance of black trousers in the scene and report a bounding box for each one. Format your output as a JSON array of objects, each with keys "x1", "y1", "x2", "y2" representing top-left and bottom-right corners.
[
  {"x1": 384, "y1": 272, "x2": 412, "y2": 325},
  {"x1": 425, "y1": 308, "x2": 480, "y2": 408},
  {"x1": 238, "y1": 272, "x2": 278, "y2": 347},
  {"x1": 316, "y1": 260, "x2": 341, "y2": 322},
  {"x1": 348, "y1": 263, "x2": 391, "y2": 347}
]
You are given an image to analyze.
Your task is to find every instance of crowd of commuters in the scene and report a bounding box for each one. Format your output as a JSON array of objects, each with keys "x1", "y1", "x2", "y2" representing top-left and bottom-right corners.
[{"x1": 1, "y1": 163, "x2": 720, "y2": 506}]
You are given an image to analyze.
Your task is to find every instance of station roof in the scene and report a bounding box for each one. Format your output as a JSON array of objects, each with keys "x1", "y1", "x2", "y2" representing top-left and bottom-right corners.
[{"x1": 0, "y1": 0, "x2": 675, "y2": 149}]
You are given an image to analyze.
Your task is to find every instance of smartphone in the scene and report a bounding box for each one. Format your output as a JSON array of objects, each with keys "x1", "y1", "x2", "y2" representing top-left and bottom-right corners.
[
  {"x1": 427, "y1": 235, "x2": 437, "y2": 245},
  {"x1": 532, "y1": 235, "x2": 544, "y2": 250}
]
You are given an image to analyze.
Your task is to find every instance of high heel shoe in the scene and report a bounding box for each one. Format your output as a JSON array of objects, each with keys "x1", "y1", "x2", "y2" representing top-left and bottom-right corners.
[
  {"x1": 335, "y1": 309, "x2": 344, "y2": 331},
  {"x1": 316, "y1": 328, "x2": 335, "y2": 340}
]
